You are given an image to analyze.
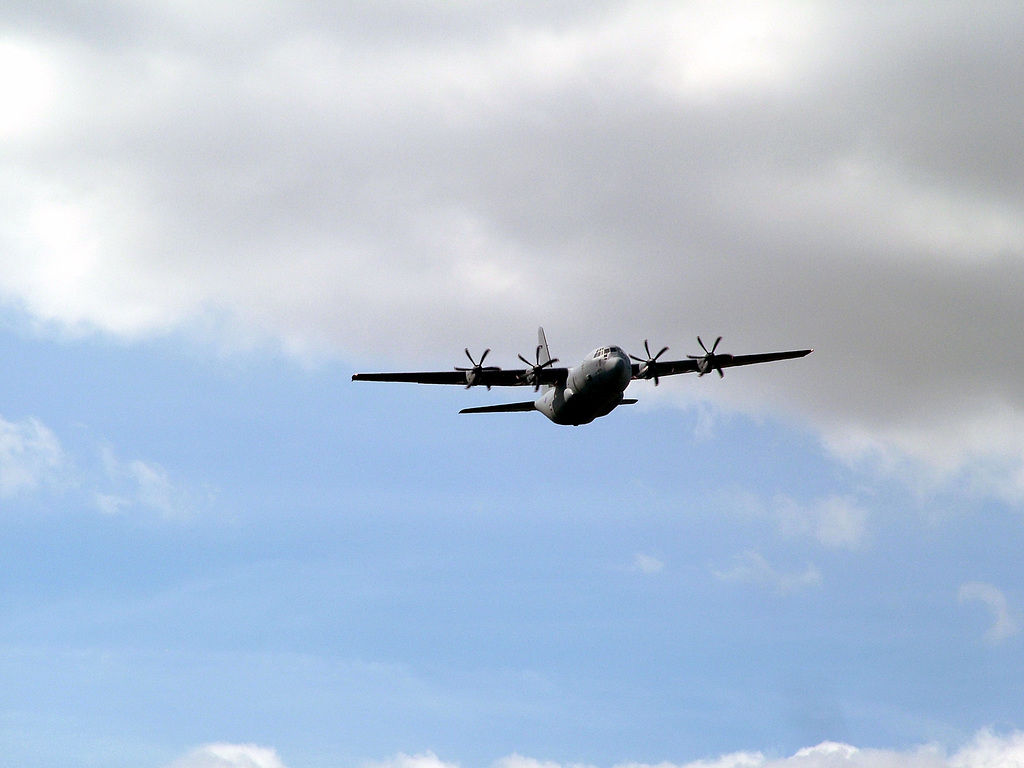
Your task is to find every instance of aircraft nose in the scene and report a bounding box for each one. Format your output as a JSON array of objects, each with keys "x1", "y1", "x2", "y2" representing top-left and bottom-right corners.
[{"x1": 611, "y1": 352, "x2": 631, "y2": 383}]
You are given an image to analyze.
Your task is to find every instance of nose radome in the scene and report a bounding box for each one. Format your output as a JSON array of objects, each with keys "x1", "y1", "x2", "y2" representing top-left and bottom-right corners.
[{"x1": 611, "y1": 352, "x2": 631, "y2": 381}]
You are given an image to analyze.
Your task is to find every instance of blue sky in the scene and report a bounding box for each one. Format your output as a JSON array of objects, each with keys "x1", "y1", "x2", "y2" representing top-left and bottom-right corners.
[
  {"x1": 4, "y1": 3, "x2": 1024, "y2": 768},
  {"x1": 1, "y1": 325, "x2": 1022, "y2": 768}
]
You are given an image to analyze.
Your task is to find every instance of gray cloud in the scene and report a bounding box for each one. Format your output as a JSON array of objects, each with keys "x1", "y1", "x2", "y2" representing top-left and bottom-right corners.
[{"x1": 4, "y1": 2, "x2": 1024, "y2": 489}]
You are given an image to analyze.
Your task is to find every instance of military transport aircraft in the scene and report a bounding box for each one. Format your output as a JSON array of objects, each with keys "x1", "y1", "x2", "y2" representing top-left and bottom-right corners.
[{"x1": 352, "y1": 328, "x2": 812, "y2": 426}]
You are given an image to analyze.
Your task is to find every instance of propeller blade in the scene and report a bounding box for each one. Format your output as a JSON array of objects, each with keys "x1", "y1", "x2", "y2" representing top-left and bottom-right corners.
[
  {"x1": 456, "y1": 347, "x2": 500, "y2": 388},
  {"x1": 692, "y1": 336, "x2": 726, "y2": 378},
  {"x1": 632, "y1": 340, "x2": 668, "y2": 383},
  {"x1": 518, "y1": 345, "x2": 559, "y2": 391}
]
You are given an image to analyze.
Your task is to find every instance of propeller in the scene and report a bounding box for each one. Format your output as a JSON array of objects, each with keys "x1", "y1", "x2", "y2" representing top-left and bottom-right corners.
[
  {"x1": 687, "y1": 336, "x2": 728, "y2": 377},
  {"x1": 629, "y1": 339, "x2": 669, "y2": 385},
  {"x1": 517, "y1": 345, "x2": 559, "y2": 392},
  {"x1": 455, "y1": 348, "x2": 500, "y2": 389}
]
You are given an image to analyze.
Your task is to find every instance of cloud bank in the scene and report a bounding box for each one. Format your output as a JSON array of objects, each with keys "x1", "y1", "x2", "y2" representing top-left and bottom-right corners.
[
  {"x1": 166, "y1": 732, "x2": 1024, "y2": 768},
  {"x1": 4, "y1": 2, "x2": 1024, "y2": 493}
]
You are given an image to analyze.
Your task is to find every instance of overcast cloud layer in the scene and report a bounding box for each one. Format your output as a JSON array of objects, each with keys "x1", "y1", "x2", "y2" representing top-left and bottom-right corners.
[{"x1": 4, "y1": 2, "x2": 1024, "y2": 489}]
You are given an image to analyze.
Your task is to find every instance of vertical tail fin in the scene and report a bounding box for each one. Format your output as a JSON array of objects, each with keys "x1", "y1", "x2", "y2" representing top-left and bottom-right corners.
[
  {"x1": 537, "y1": 326, "x2": 552, "y2": 366},
  {"x1": 537, "y1": 326, "x2": 553, "y2": 393}
]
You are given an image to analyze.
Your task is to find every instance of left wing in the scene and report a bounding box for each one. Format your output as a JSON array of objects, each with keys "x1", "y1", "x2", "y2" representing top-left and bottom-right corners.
[{"x1": 632, "y1": 341, "x2": 812, "y2": 382}]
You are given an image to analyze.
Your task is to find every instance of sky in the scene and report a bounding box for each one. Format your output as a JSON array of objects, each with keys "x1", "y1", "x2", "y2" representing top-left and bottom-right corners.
[{"x1": 2, "y1": 1, "x2": 1024, "y2": 767}]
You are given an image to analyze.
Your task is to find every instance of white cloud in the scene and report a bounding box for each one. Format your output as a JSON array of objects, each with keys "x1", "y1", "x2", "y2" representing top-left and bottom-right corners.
[
  {"x1": 774, "y1": 495, "x2": 870, "y2": 550},
  {"x1": 729, "y1": 492, "x2": 870, "y2": 550},
  {"x1": 644, "y1": 1, "x2": 823, "y2": 100},
  {"x1": 713, "y1": 551, "x2": 822, "y2": 595},
  {"x1": 96, "y1": 444, "x2": 192, "y2": 519},
  {"x1": 632, "y1": 552, "x2": 665, "y2": 574},
  {"x1": 507, "y1": 731, "x2": 1024, "y2": 768},
  {"x1": 0, "y1": 414, "x2": 63, "y2": 497},
  {"x1": 821, "y1": 403, "x2": 1024, "y2": 507},
  {"x1": 160, "y1": 732, "x2": 1024, "y2": 768},
  {"x1": 958, "y1": 582, "x2": 1020, "y2": 644},
  {"x1": 0, "y1": 410, "x2": 194, "y2": 518},
  {"x1": 496, "y1": 756, "x2": 575, "y2": 768},
  {"x1": 165, "y1": 743, "x2": 287, "y2": 768},
  {"x1": 129, "y1": 458, "x2": 185, "y2": 517},
  {"x1": 0, "y1": 38, "x2": 55, "y2": 137},
  {"x1": 615, "y1": 754, "x2": 764, "y2": 768},
  {"x1": 368, "y1": 753, "x2": 460, "y2": 768},
  {"x1": 952, "y1": 730, "x2": 1024, "y2": 768}
]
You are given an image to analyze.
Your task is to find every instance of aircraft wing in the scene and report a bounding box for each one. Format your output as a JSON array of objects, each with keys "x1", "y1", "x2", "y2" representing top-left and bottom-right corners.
[
  {"x1": 632, "y1": 348, "x2": 812, "y2": 379},
  {"x1": 352, "y1": 366, "x2": 568, "y2": 387}
]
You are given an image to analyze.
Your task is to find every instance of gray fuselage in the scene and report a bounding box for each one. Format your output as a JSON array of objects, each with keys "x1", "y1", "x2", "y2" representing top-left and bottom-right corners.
[{"x1": 534, "y1": 346, "x2": 632, "y2": 425}]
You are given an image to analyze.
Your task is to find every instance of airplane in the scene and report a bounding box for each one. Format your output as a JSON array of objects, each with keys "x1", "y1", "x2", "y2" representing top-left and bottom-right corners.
[{"x1": 352, "y1": 328, "x2": 812, "y2": 426}]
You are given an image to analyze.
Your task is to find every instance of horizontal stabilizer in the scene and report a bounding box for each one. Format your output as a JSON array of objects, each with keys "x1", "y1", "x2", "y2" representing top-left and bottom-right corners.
[
  {"x1": 621, "y1": 399, "x2": 638, "y2": 405},
  {"x1": 459, "y1": 401, "x2": 537, "y2": 415}
]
